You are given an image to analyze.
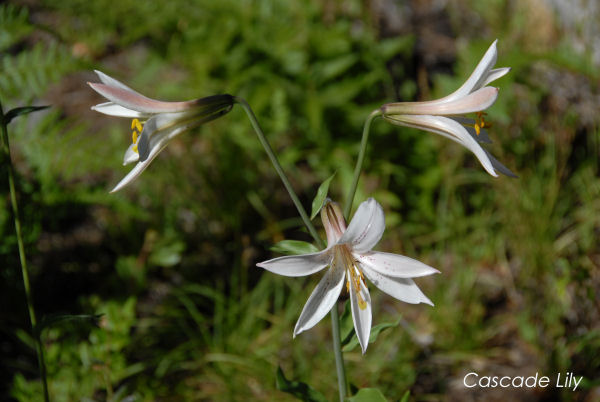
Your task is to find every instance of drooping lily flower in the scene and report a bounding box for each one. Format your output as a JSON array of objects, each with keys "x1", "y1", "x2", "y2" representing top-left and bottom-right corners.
[
  {"x1": 88, "y1": 71, "x2": 233, "y2": 192},
  {"x1": 257, "y1": 198, "x2": 438, "y2": 353},
  {"x1": 381, "y1": 40, "x2": 516, "y2": 177}
]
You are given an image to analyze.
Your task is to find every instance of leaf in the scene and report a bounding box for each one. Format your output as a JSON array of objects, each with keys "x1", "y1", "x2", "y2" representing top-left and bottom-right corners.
[
  {"x1": 399, "y1": 390, "x2": 410, "y2": 402},
  {"x1": 36, "y1": 313, "x2": 103, "y2": 337},
  {"x1": 3, "y1": 105, "x2": 49, "y2": 124},
  {"x1": 342, "y1": 319, "x2": 401, "y2": 352},
  {"x1": 310, "y1": 172, "x2": 336, "y2": 220},
  {"x1": 271, "y1": 240, "x2": 318, "y2": 256},
  {"x1": 346, "y1": 388, "x2": 388, "y2": 402},
  {"x1": 275, "y1": 366, "x2": 328, "y2": 402}
]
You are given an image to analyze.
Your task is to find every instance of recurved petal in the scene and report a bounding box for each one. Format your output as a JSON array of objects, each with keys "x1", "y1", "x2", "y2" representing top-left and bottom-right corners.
[
  {"x1": 451, "y1": 117, "x2": 492, "y2": 143},
  {"x1": 123, "y1": 144, "x2": 139, "y2": 165},
  {"x1": 293, "y1": 262, "x2": 346, "y2": 336},
  {"x1": 484, "y1": 149, "x2": 518, "y2": 178},
  {"x1": 88, "y1": 82, "x2": 200, "y2": 114},
  {"x1": 356, "y1": 251, "x2": 439, "y2": 278},
  {"x1": 256, "y1": 250, "x2": 331, "y2": 277},
  {"x1": 360, "y1": 265, "x2": 434, "y2": 305},
  {"x1": 338, "y1": 198, "x2": 385, "y2": 254},
  {"x1": 386, "y1": 114, "x2": 498, "y2": 177},
  {"x1": 91, "y1": 102, "x2": 150, "y2": 118},
  {"x1": 110, "y1": 119, "x2": 205, "y2": 192},
  {"x1": 442, "y1": 40, "x2": 499, "y2": 102},
  {"x1": 482, "y1": 67, "x2": 511, "y2": 87},
  {"x1": 94, "y1": 70, "x2": 141, "y2": 95},
  {"x1": 350, "y1": 277, "x2": 372, "y2": 354}
]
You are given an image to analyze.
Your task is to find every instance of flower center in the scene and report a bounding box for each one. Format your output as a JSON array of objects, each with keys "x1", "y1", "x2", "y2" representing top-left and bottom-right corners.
[
  {"x1": 474, "y1": 112, "x2": 491, "y2": 136},
  {"x1": 131, "y1": 118, "x2": 144, "y2": 153},
  {"x1": 335, "y1": 245, "x2": 367, "y2": 310}
]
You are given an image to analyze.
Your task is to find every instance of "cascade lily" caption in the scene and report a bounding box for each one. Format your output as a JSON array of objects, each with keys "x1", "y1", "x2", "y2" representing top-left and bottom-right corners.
[
  {"x1": 381, "y1": 40, "x2": 516, "y2": 177},
  {"x1": 89, "y1": 71, "x2": 233, "y2": 192},
  {"x1": 257, "y1": 198, "x2": 438, "y2": 353}
]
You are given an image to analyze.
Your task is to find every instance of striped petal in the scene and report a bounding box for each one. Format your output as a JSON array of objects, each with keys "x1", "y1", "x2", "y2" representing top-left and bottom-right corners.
[
  {"x1": 338, "y1": 198, "x2": 385, "y2": 254},
  {"x1": 256, "y1": 250, "x2": 331, "y2": 277},
  {"x1": 356, "y1": 251, "x2": 439, "y2": 278},
  {"x1": 360, "y1": 264, "x2": 434, "y2": 306},
  {"x1": 350, "y1": 277, "x2": 372, "y2": 354}
]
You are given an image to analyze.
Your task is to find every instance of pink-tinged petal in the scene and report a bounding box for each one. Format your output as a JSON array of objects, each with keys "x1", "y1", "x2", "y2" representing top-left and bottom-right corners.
[
  {"x1": 350, "y1": 277, "x2": 372, "y2": 354},
  {"x1": 482, "y1": 67, "x2": 511, "y2": 87},
  {"x1": 385, "y1": 114, "x2": 498, "y2": 177},
  {"x1": 91, "y1": 102, "x2": 150, "y2": 118},
  {"x1": 338, "y1": 198, "x2": 385, "y2": 254},
  {"x1": 361, "y1": 265, "x2": 434, "y2": 305},
  {"x1": 293, "y1": 262, "x2": 345, "y2": 336},
  {"x1": 381, "y1": 87, "x2": 498, "y2": 116},
  {"x1": 321, "y1": 200, "x2": 347, "y2": 246},
  {"x1": 356, "y1": 251, "x2": 439, "y2": 278},
  {"x1": 256, "y1": 250, "x2": 331, "y2": 277},
  {"x1": 88, "y1": 82, "x2": 200, "y2": 114}
]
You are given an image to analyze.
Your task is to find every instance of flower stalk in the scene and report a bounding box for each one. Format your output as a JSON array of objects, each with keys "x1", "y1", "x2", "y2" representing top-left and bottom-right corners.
[
  {"x1": 0, "y1": 102, "x2": 49, "y2": 402},
  {"x1": 233, "y1": 97, "x2": 349, "y2": 400}
]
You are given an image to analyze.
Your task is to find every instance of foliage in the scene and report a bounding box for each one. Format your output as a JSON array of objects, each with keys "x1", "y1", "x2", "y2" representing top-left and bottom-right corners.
[{"x1": 1, "y1": 0, "x2": 599, "y2": 401}]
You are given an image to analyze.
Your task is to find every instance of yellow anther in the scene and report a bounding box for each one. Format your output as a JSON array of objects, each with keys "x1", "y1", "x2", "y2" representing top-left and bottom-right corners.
[
  {"x1": 131, "y1": 118, "x2": 142, "y2": 132},
  {"x1": 475, "y1": 124, "x2": 481, "y2": 136},
  {"x1": 357, "y1": 293, "x2": 367, "y2": 310},
  {"x1": 346, "y1": 279, "x2": 350, "y2": 293},
  {"x1": 132, "y1": 144, "x2": 138, "y2": 154},
  {"x1": 132, "y1": 131, "x2": 138, "y2": 143}
]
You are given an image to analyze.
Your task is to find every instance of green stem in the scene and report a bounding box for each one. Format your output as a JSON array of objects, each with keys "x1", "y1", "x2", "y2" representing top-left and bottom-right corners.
[
  {"x1": 344, "y1": 109, "x2": 381, "y2": 219},
  {"x1": 233, "y1": 97, "x2": 348, "y2": 399},
  {"x1": 233, "y1": 97, "x2": 323, "y2": 248},
  {"x1": 0, "y1": 103, "x2": 49, "y2": 401}
]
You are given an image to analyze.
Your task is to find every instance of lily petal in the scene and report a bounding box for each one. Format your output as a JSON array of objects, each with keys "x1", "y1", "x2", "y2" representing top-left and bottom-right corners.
[
  {"x1": 321, "y1": 200, "x2": 347, "y2": 246},
  {"x1": 382, "y1": 86, "x2": 498, "y2": 116},
  {"x1": 361, "y1": 264, "x2": 434, "y2": 305},
  {"x1": 350, "y1": 277, "x2": 372, "y2": 354},
  {"x1": 293, "y1": 262, "x2": 346, "y2": 336},
  {"x1": 482, "y1": 67, "x2": 511, "y2": 87},
  {"x1": 451, "y1": 117, "x2": 493, "y2": 144},
  {"x1": 484, "y1": 149, "x2": 518, "y2": 178},
  {"x1": 256, "y1": 250, "x2": 331, "y2": 277},
  {"x1": 91, "y1": 102, "x2": 150, "y2": 118},
  {"x1": 442, "y1": 39, "x2": 499, "y2": 102},
  {"x1": 386, "y1": 114, "x2": 498, "y2": 177},
  {"x1": 338, "y1": 198, "x2": 385, "y2": 254},
  {"x1": 94, "y1": 70, "x2": 140, "y2": 94},
  {"x1": 356, "y1": 251, "x2": 439, "y2": 278},
  {"x1": 123, "y1": 144, "x2": 139, "y2": 165},
  {"x1": 88, "y1": 82, "x2": 200, "y2": 114}
]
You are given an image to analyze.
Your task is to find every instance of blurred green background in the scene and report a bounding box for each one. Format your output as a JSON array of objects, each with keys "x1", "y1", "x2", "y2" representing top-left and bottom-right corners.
[{"x1": 1, "y1": 0, "x2": 599, "y2": 400}]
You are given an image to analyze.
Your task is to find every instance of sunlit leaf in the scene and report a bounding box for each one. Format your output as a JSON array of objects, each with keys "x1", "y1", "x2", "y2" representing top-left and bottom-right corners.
[
  {"x1": 310, "y1": 172, "x2": 336, "y2": 220},
  {"x1": 271, "y1": 240, "x2": 319, "y2": 255},
  {"x1": 276, "y1": 366, "x2": 328, "y2": 402}
]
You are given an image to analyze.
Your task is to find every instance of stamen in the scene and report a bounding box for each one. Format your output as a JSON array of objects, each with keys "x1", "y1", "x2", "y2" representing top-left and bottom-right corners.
[
  {"x1": 132, "y1": 131, "x2": 138, "y2": 143},
  {"x1": 132, "y1": 144, "x2": 138, "y2": 153},
  {"x1": 131, "y1": 118, "x2": 142, "y2": 132}
]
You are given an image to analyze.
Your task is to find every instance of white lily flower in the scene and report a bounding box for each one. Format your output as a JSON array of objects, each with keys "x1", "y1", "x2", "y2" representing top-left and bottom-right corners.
[
  {"x1": 381, "y1": 40, "x2": 516, "y2": 178},
  {"x1": 88, "y1": 70, "x2": 233, "y2": 192},
  {"x1": 257, "y1": 198, "x2": 438, "y2": 354}
]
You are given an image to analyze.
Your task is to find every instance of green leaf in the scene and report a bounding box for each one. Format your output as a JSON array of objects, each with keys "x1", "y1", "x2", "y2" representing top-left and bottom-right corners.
[
  {"x1": 342, "y1": 318, "x2": 401, "y2": 352},
  {"x1": 346, "y1": 388, "x2": 388, "y2": 402},
  {"x1": 271, "y1": 240, "x2": 318, "y2": 256},
  {"x1": 36, "y1": 313, "x2": 103, "y2": 337},
  {"x1": 310, "y1": 172, "x2": 336, "y2": 220},
  {"x1": 3, "y1": 105, "x2": 49, "y2": 124},
  {"x1": 275, "y1": 366, "x2": 328, "y2": 402},
  {"x1": 399, "y1": 390, "x2": 410, "y2": 402}
]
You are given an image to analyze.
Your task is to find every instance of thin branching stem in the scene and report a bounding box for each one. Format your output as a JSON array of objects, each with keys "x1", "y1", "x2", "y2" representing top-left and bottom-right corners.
[
  {"x1": 0, "y1": 102, "x2": 50, "y2": 402},
  {"x1": 344, "y1": 109, "x2": 381, "y2": 220},
  {"x1": 233, "y1": 97, "x2": 348, "y2": 400}
]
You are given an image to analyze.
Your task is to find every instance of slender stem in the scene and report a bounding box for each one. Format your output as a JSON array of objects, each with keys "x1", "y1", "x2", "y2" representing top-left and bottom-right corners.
[
  {"x1": 233, "y1": 97, "x2": 349, "y2": 398},
  {"x1": 344, "y1": 109, "x2": 381, "y2": 219},
  {"x1": 329, "y1": 303, "x2": 347, "y2": 401},
  {"x1": 0, "y1": 103, "x2": 49, "y2": 401},
  {"x1": 233, "y1": 97, "x2": 323, "y2": 248}
]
